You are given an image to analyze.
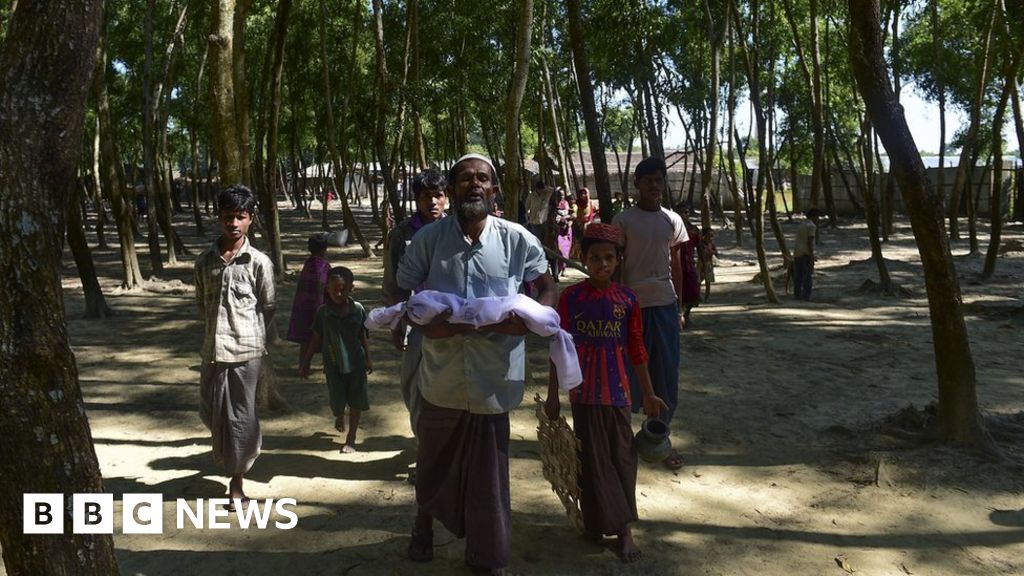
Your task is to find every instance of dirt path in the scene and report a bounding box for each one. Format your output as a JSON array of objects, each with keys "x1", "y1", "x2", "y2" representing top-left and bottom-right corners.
[{"x1": 14, "y1": 201, "x2": 1024, "y2": 575}]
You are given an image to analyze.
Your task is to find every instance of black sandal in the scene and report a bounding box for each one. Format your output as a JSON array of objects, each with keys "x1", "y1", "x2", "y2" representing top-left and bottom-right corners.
[{"x1": 407, "y1": 527, "x2": 434, "y2": 562}]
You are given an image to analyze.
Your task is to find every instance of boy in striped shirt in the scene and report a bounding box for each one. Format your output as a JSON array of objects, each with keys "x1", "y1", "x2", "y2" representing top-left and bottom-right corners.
[{"x1": 545, "y1": 223, "x2": 666, "y2": 563}]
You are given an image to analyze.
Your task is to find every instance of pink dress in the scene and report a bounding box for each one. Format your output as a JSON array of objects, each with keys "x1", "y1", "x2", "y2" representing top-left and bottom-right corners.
[
  {"x1": 676, "y1": 222, "x2": 701, "y2": 305},
  {"x1": 556, "y1": 200, "x2": 573, "y2": 261},
  {"x1": 286, "y1": 255, "x2": 331, "y2": 344}
]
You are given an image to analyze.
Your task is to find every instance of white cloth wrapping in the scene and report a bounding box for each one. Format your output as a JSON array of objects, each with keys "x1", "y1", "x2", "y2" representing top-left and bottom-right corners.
[
  {"x1": 364, "y1": 291, "x2": 581, "y2": 391},
  {"x1": 365, "y1": 302, "x2": 407, "y2": 330}
]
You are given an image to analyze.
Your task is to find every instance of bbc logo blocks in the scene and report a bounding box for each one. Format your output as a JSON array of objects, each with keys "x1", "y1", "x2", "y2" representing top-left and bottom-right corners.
[
  {"x1": 22, "y1": 494, "x2": 298, "y2": 534},
  {"x1": 24, "y1": 493, "x2": 159, "y2": 535}
]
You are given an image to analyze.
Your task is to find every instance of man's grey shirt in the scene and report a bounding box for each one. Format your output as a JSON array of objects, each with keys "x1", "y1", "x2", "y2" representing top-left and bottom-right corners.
[{"x1": 397, "y1": 215, "x2": 548, "y2": 414}]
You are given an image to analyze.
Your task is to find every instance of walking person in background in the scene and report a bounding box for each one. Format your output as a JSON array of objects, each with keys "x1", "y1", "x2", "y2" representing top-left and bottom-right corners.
[
  {"x1": 287, "y1": 234, "x2": 331, "y2": 366},
  {"x1": 793, "y1": 209, "x2": 819, "y2": 301},
  {"x1": 612, "y1": 157, "x2": 688, "y2": 471}
]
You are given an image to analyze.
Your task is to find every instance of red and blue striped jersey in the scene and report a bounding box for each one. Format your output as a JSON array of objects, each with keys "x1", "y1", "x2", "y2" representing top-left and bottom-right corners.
[{"x1": 558, "y1": 280, "x2": 648, "y2": 406}]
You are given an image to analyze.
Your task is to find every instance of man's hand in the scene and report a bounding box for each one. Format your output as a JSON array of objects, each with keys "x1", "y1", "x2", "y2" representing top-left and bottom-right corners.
[
  {"x1": 365, "y1": 361, "x2": 374, "y2": 375},
  {"x1": 479, "y1": 313, "x2": 529, "y2": 336},
  {"x1": 298, "y1": 364, "x2": 310, "y2": 379},
  {"x1": 642, "y1": 393, "x2": 669, "y2": 419},
  {"x1": 414, "y1": 311, "x2": 471, "y2": 340},
  {"x1": 391, "y1": 319, "x2": 407, "y2": 351},
  {"x1": 679, "y1": 312, "x2": 686, "y2": 330}
]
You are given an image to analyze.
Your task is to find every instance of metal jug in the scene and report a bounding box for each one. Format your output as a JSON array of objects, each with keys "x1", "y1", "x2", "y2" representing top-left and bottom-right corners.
[{"x1": 634, "y1": 418, "x2": 672, "y2": 463}]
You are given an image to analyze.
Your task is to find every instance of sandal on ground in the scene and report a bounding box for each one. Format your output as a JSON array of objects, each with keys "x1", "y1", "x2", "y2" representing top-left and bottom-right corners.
[
  {"x1": 663, "y1": 452, "x2": 685, "y2": 470},
  {"x1": 226, "y1": 496, "x2": 250, "y2": 512},
  {"x1": 407, "y1": 527, "x2": 434, "y2": 562}
]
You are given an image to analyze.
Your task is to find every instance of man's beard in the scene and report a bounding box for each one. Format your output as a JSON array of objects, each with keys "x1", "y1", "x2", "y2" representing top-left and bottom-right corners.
[{"x1": 457, "y1": 192, "x2": 493, "y2": 221}]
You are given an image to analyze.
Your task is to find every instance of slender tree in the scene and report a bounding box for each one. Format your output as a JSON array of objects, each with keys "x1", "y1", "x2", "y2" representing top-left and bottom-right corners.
[
  {"x1": 142, "y1": 0, "x2": 166, "y2": 271},
  {"x1": 849, "y1": 0, "x2": 994, "y2": 451},
  {"x1": 66, "y1": 181, "x2": 113, "y2": 318},
  {"x1": 700, "y1": 0, "x2": 724, "y2": 231},
  {"x1": 93, "y1": 32, "x2": 145, "y2": 290},
  {"x1": 501, "y1": 0, "x2": 534, "y2": 223},
  {"x1": 931, "y1": 0, "x2": 947, "y2": 218},
  {"x1": 732, "y1": 0, "x2": 779, "y2": 303},
  {"x1": 857, "y1": 117, "x2": 895, "y2": 292},
  {"x1": 947, "y1": 0, "x2": 998, "y2": 243},
  {"x1": 566, "y1": 0, "x2": 614, "y2": 221},
  {"x1": 318, "y1": 0, "x2": 371, "y2": 256},
  {"x1": 981, "y1": 26, "x2": 1024, "y2": 280},
  {"x1": 262, "y1": 0, "x2": 291, "y2": 275}
]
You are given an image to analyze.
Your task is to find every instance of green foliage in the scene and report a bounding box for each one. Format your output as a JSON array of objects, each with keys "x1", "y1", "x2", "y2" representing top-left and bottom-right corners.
[{"x1": 82, "y1": 0, "x2": 1011, "y2": 203}]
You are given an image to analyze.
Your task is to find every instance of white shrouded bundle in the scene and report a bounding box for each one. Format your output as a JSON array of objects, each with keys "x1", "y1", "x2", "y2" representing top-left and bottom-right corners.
[{"x1": 365, "y1": 290, "x2": 582, "y2": 391}]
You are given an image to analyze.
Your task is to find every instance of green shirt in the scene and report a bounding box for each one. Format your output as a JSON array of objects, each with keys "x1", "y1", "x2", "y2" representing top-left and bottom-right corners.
[{"x1": 312, "y1": 299, "x2": 367, "y2": 374}]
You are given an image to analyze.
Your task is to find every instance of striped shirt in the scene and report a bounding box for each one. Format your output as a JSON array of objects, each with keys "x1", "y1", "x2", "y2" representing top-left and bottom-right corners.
[
  {"x1": 194, "y1": 236, "x2": 275, "y2": 363},
  {"x1": 558, "y1": 280, "x2": 647, "y2": 406}
]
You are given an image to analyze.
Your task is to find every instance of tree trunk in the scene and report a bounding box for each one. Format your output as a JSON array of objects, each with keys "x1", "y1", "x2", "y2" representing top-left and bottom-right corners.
[
  {"x1": 371, "y1": 0, "x2": 402, "y2": 221},
  {"x1": 318, "y1": 0, "x2": 371, "y2": 256},
  {"x1": 151, "y1": 0, "x2": 191, "y2": 265},
  {"x1": 932, "y1": 0, "x2": 947, "y2": 221},
  {"x1": 731, "y1": 0, "x2": 778, "y2": 303},
  {"x1": 94, "y1": 40, "x2": 145, "y2": 290},
  {"x1": 948, "y1": 0, "x2": 998, "y2": 241},
  {"x1": 848, "y1": 0, "x2": 992, "y2": 450},
  {"x1": 967, "y1": 153, "x2": 983, "y2": 254},
  {"x1": 566, "y1": 0, "x2": 613, "y2": 222},
  {"x1": 981, "y1": 34, "x2": 1023, "y2": 279},
  {"x1": 89, "y1": 121, "x2": 109, "y2": 250},
  {"x1": 540, "y1": 46, "x2": 570, "y2": 193},
  {"x1": 501, "y1": 0, "x2": 534, "y2": 224},
  {"x1": 67, "y1": 182, "x2": 113, "y2": 318},
  {"x1": 209, "y1": 0, "x2": 243, "y2": 186},
  {"x1": 764, "y1": 44, "x2": 789, "y2": 263},
  {"x1": 700, "y1": 0, "x2": 723, "y2": 232},
  {"x1": 262, "y1": 0, "x2": 291, "y2": 275},
  {"x1": 1011, "y1": 80, "x2": 1024, "y2": 223},
  {"x1": 881, "y1": 2, "x2": 902, "y2": 240},
  {"x1": 410, "y1": 0, "x2": 426, "y2": 169},
  {"x1": 726, "y1": 15, "x2": 744, "y2": 246},
  {"x1": 142, "y1": 0, "x2": 165, "y2": 273},
  {"x1": 233, "y1": 0, "x2": 253, "y2": 186},
  {"x1": 0, "y1": 1, "x2": 120, "y2": 573},
  {"x1": 858, "y1": 119, "x2": 894, "y2": 291},
  {"x1": 782, "y1": 0, "x2": 830, "y2": 225},
  {"x1": 386, "y1": 0, "x2": 415, "y2": 188},
  {"x1": 189, "y1": 37, "x2": 208, "y2": 235},
  {"x1": 189, "y1": 126, "x2": 205, "y2": 234}
]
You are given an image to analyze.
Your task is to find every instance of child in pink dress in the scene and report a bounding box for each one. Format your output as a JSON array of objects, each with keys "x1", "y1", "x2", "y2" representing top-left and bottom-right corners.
[{"x1": 287, "y1": 234, "x2": 331, "y2": 363}]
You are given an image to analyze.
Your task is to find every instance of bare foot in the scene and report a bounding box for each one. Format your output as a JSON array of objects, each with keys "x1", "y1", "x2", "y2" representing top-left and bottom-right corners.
[
  {"x1": 663, "y1": 451, "x2": 684, "y2": 470},
  {"x1": 618, "y1": 529, "x2": 641, "y2": 563},
  {"x1": 334, "y1": 416, "x2": 345, "y2": 433},
  {"x1": 228, "y1": 475, "x2": 245, "y2": 500},
  {"x1": 340, "y1": 443, "x2": 357, "y2": 453}
]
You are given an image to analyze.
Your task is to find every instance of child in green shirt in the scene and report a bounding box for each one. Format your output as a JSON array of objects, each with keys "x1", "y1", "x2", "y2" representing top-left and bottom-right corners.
[{"x1": 299, "y1": 266, "x2": 373, "y2": 452}]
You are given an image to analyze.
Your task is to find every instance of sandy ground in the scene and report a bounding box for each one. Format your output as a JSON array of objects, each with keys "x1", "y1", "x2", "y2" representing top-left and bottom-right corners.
[{"x1": 8, "y1": 198, "x2": 1024, "y2": 576}]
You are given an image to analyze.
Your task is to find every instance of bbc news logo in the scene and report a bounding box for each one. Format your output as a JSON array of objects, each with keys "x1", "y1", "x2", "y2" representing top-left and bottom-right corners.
[{"x1": 23, "y1": 494, "x2": 298, "y2": 534}]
